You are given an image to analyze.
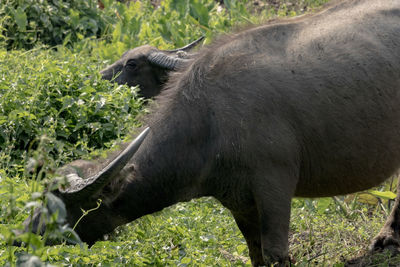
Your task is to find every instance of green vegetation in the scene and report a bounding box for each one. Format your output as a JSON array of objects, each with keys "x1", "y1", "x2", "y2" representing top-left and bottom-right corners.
[
  {"x1": 1, "y1": 0, "x2": 398, "y2": 266},
  {"x1": 0, "y1": 48, "x2": 144, "y2": 170},
  {"x1": 0, "y1": 0, "x2": 112, "y2": 50}
]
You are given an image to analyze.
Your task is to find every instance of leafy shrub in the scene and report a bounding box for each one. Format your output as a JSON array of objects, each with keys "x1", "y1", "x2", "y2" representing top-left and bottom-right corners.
[
  {"x1": 0, "y1": 0, "x2": 330, "y2": 52},
  {"x1": 92, "y1": 0, "x2": 262, "y2": 61},
  {"x1": 90, "y1": 0, "x2": 325, "y2": 62},
  {"x1": 0, "y1": 47, "x2": 145, "y2": 170},
  {"x1": 0, "y1": 0, "x2": 113, "y2": 50}
]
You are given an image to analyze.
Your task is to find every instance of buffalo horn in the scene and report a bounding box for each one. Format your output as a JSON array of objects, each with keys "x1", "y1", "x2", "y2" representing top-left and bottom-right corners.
[
  {"x1": 148, "y1": 52, "x2": 190, "y2": 70},
  {"x1": 148, "y1": 36, "x2": 204, "y2": 70},
  {"x1": 166, "y1": 36, "x2": 205, "y2": 53},
  {"x1": 57, "y1": 127, "x2": 150, "y2": 201}
]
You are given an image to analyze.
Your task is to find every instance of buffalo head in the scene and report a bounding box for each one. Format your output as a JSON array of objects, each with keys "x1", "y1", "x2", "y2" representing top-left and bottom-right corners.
[
  {"x1": 100, "y1": 37, "x2": 204, "y2": 99},
  {"x1": 22, "y1": 128, "x2": 150, "y2": 245}
]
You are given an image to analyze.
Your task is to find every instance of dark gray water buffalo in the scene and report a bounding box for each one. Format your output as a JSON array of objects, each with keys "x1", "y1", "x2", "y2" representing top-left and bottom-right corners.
[
  {"x1": 23, "y1": 0, "x2": 400, "y2": 265},
  {"x1": 100, "y1": 37, "x2": 204, "y2": 99}
]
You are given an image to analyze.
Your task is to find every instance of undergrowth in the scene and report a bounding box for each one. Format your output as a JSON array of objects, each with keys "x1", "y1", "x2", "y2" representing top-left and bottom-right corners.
[{"x1": 1, "y1": 0, "x2": 398, "y2": 266}]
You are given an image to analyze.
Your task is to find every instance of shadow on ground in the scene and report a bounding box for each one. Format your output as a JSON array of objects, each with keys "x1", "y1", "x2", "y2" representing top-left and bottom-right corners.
[{"x1": 345, "y1": 250, "x2": 400, "y2": 267}]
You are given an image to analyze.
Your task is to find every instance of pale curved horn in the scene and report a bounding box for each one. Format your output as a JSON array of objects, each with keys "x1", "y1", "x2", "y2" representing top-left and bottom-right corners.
[
  {"x1": 57, "y1": 127, "x2": 150, "y2": 201},
  {"x1": 166, "y1": 36, "x2": 205, "y2": 53},
  {"x1": 148, "y1": 52, "x2": 190, "y2": 70},
  {"x1": 148, "y1": 36, "x2": 204, "y2": 70}
]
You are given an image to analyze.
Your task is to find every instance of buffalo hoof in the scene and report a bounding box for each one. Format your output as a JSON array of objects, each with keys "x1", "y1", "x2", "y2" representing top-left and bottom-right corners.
[{"x1": 370, "y1": 231, "x2": 400, "y2": 256}]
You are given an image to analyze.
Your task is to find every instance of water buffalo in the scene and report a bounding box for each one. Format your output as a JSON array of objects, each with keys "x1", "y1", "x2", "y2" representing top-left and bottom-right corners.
[
  {"x1": 100, "y1": 37, "x2": 204, "y2": 99},
  {"x1": 22, "y1": 0, "x2": 400, "y2": 265}
]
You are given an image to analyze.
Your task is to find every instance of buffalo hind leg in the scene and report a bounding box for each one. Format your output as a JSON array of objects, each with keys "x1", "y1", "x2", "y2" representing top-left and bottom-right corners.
[
  {"x1": 231, "y1": 210, "x2": 264, "y2": 266},
  {"x1": 370, "y1": 177, "x2": 400, "y2": 254}
]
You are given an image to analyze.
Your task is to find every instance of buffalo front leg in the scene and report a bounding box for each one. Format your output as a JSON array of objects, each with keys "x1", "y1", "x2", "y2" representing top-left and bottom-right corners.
[
  {"x1": 231, "y1": 210, "x2": 264, "y2": 266},
  {"x1": 253, "y1": 169, "x2": 297, "y2": 266},
  {"x1": 370, "y1": 177, "x2": 400, "y2": 254}
]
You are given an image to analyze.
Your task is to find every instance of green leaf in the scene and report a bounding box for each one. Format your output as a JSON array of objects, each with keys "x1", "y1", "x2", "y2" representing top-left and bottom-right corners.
[
  {"x1": 76, "y1": 33, "x2": 84, "y2": 40},
  {"x1": 368, "y1": 190, "x2": 397, "y2": 200},
  {"x1": 180, "y1": 257, "x2": 192, "y2": 264},
  {"x1": 317, "y1": 197, "x2": 333, "y2": 214},
  {"x1": 13, "y1": 7, "x2": 27, "y2": 31},
  {"x1": 357, "y1": 192, "x2": 378, "y2": 205},
  {"x1": 236, "y1": 244, "x2": 247, "y2": 254},
  {"x1": 0, "y1": 115, "x2": 7, "y2": 125},
  {"x1": 190, "y1": 1, "x2": 210, "y2": 26},
  {"x1": 69, "y1": 9, "x2": 80, "y2": 28},
  {"x1": 112, "y1": 22, "x2": 122, "y2": 42}
]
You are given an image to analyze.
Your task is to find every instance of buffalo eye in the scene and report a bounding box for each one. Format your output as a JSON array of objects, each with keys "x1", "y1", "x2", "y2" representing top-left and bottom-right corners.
[{"x1": 125, "y1": 60, "x2": 138, "y2": 70}]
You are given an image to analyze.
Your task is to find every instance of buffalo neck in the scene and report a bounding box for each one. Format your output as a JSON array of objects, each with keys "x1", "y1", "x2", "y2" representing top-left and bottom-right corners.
[{"x1": 110, "y1": 91, "x2": 215, "y2": 223}]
